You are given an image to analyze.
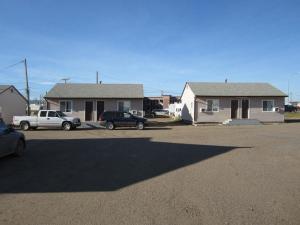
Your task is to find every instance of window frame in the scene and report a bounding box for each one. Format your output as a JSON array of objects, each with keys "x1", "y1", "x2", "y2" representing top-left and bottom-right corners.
[
  {"x1": 206, "y1": 99, "x2": 220, "y2": 112},
  {"x1": 47, "y1": 111, "x2": 58, "y2": 117},
  {"x1": 59, "y1": 100, "x2": 73, "y2": 113},
  {"x1": 262, "y1": 100, "x2": 275, "y2": 112}
]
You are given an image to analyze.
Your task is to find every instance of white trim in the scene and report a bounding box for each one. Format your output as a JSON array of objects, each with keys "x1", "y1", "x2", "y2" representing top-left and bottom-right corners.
[
  {"x1": 262, "y1": 99, "x2": 275, "y2": 112},
  {"x1": 206, "y1": 99, "x2": 219, "y2": 112},
  {"x1": 59, "y1": 100, "x2": 73, "y2": 113}
]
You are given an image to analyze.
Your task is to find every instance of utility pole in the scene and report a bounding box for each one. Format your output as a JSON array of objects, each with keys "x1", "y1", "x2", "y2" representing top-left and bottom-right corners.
[
  {"x1": 96, "y1": 71, "x2": 99, "y2": 84},
  {"x1": 61, "y1": 78, "x2": 70, "y2": 84},
  {"x1": 24, "y1": 58, "x2": 30, "y2": 116},
  {"x1": 288, "y1": 80, "x2": 290, "y2": 103}
]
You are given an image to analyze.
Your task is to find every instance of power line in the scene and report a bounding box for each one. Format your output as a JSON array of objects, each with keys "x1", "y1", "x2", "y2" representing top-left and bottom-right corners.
[{"x1": 0, "y1": 60, "x2": 24, "y2": 72}]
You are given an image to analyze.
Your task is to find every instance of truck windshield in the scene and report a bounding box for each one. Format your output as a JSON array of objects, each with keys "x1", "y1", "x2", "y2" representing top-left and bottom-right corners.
[{"x1": 56, "y1": 111, "x2": 67, "y2": 117}]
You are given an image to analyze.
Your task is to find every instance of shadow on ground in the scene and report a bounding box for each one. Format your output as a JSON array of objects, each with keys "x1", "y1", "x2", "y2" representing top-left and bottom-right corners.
[
  {"x1": 0, "y1": 138, "x2": 247, "y2": 193},
  {"x1": 285, "y1": 119, "x2": 300, "y2": 123}
]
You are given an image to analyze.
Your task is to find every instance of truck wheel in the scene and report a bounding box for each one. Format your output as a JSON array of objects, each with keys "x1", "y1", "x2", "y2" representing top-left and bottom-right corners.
[
  {"x1": 14, "y1": 139, "x2": 25, "y2": 157},
  {"x1": 63, "y1": 122, "x2": 71, "y2": 131},
  {"x1": 21, "y1": 122, "x2": 30, "y2": 131},
  {"x1": 106, "y1": 122, "x2": 114, "y2": 130},
  {"x1": 136, "y1": 122, "x2": 144, "y2": 130}
]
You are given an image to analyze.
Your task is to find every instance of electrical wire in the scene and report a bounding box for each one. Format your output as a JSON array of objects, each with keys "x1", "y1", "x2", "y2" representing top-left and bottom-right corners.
[{"x1": 0, "y1": 60, "x2": 24, "y2": 72}]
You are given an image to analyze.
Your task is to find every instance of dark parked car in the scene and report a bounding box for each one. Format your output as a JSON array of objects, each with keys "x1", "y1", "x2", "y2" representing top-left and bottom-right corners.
[
  {"x1": 285, "y1": 105, "x2": 298, "y2": 112},
  {"x1": 0, "y1": 119, "x2": 25, "y2": 158},
  {"x1": 99, "y1": 111, "x2": 147, "y2": 130}
]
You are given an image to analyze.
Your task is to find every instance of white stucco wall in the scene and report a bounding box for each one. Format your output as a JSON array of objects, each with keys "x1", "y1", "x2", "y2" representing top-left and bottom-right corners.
[{"x1": 180, "y1": 84, "x2": 195, "y2": 122}]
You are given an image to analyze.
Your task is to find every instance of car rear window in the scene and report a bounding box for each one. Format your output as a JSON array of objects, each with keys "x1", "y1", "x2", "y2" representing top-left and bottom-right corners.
[
  {"x1": 103, "y1": 111, "x2": 126, "y2": 120},
  {"x1": 103, "y1": 112, "x2": 115, "y2": 120}
]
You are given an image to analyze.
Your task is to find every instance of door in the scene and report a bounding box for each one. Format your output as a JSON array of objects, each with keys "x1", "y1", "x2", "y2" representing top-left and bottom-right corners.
[
  {"x1": 113, "y1": 112, "x2": 124, "y2": 126},
  {"x1": 47, "y1": 111, "x2": 62, "y2": 126},
  {"x1": 242, "y1": 99, "x2": 249, "y2": 119},
  {"x1": 123, "y1": 112, "x2": 136, "y2": 126},
  {"x1": 231, "y1": 100, "x2": 239, "y2": 119},
  {"x1": 97, "y1": 101, "x2": 104, "y2": 121},
  {"x1": 85, "y1": 101, "x2": 93, "y2": 121},
  {"x1": 38, "y1": 110, "x2": 49, "y2": 126}
]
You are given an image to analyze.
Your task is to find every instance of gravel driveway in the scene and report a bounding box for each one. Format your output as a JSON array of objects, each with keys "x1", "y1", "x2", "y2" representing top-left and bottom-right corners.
[{"x1": 0, "y1": 123, "x2": 299, "y2": 225}]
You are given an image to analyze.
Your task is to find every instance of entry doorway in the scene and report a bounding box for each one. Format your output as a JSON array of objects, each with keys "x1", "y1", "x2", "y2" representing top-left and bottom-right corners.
[
  {"x1": 231, "y1": 100, "x2": 239, "y2": 119},
  {"x1": 241, "y1": 99, "x2": 249, "y2": 119},
  {"x1": 85, "y1": 101, "x2": 93, "y2": 121},
  {"x1": 97, "y1": 101, "x2": 104, "y2": 121}
]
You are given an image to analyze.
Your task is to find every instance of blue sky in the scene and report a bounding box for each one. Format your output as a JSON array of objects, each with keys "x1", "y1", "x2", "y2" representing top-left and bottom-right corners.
[{"x1": 0, "y1": 0, "x2": 299, "y2": 100}]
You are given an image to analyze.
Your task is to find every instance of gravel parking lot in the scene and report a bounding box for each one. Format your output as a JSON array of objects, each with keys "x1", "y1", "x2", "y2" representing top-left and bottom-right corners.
[{"x1": 0, "y1": 122, "x2": 300, "y2": 225}]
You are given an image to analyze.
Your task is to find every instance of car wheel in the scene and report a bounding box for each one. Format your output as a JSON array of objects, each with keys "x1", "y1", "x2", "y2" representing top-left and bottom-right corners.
[
  {"x1": 21, "y1": 122, "x2": 30, "y2": 131},
  {"x1": 63, "y1": 122, "x2": 71, "y2": 131},
  {"x1": 106, "y1": 122, "x2": 114, "y2": 130},
  {"x1": 136, "y1": 122, "x2": 144, "y2": 130},
  {"x1": 14, "y1": 139, "x2": 25, "y2": 157}
]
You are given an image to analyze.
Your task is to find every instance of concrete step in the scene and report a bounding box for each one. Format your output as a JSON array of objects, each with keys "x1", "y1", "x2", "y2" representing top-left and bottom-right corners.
[
  {"x1": 223, "y1": 119, "x2": 261, "y2": 126},
  {"x1": 79, "y1": 122, "x2": 103, "y2": 129}
]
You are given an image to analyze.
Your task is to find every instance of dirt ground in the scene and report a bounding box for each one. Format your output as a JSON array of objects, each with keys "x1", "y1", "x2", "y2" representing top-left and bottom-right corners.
[{"x1": 0, "y1": 122, "x2": 300, "y2": 225}]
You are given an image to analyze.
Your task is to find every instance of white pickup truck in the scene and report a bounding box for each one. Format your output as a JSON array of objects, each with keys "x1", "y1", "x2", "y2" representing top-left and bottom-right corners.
[{"x1": 13, "y1": 110, "x2": 81, "y2": 131}]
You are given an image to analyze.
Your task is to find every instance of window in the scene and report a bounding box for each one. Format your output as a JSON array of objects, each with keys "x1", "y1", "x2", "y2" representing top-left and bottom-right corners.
[
  {"x1": 207, "y1": 99, "x2": 219, "y2": 112},
  {"x1": 117, "y1": 101, "x2": 131, "y2": 112},
  {"x1": 60, "y1": 100, "x2": 72, "y2": 112},
  {"x1": 263, "y1": 100, "x2": 274, "y2": 112},
  {"x1": 48, "y1": 111, "x2": 58, "y2": 117},
  {"x1": 40, "y1": 111, "x2": 47, "y2": 117},
  {"x1": 123, "y1": 112, "x2": 132, "y2": 118}
]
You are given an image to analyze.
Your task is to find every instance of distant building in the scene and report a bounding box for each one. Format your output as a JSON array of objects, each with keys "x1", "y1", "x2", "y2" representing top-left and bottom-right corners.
[
  {"x1": 143, "y1": 95, "x2": 180, "y2": 114},
  {"x1": 289, "y1": 101, "x2": 300, "y2": 108},
  {"x1": 29, "y1": 99, "x2": 46, "y2": 115},
  {"x1": 168, "y1": 102, "x2": 183, "y2": 117},
  {"x1": 0, "y1": 85, "x2": 27, "y2": 123}
]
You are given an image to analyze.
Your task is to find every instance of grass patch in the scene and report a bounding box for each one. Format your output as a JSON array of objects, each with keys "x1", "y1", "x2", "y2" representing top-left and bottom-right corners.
[{"x1": 285, "y1": 112, "x2": 300, "y2": 119}]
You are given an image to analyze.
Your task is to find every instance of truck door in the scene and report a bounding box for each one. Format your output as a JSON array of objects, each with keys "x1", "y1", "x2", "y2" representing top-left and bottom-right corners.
[
  {"x1": 38, "y1": 110, "x2": 48, "y2": 126},
  {"x1": 47, "y1": 111, "x2": 62, "y2": 126}
]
